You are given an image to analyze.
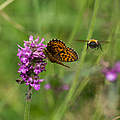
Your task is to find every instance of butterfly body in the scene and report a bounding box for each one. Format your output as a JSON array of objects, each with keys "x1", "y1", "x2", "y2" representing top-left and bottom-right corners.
[{"x1": 44, "y1": 39, "x2": 78, "y2": 68}]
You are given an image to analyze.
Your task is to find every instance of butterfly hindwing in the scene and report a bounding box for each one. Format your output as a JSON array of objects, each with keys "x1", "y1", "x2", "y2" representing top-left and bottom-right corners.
[{"x1": 56, "y1": 47, "x2": 78, "y2": 62}]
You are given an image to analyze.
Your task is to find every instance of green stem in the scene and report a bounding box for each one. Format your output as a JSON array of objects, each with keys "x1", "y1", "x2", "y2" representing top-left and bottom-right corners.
[
  {"x1": 68, "y1": 0, "x2": 87, "y2": 44},
  {"x1": 24, "y1": 86, "x2": 32, "y2": 120},
  {"x1": 73, "y1": 23, "x2": 116, "y2": 103},
  {"x1": 92, "y1": 88, "x2": 103, "y2": 120},
  {"x1": 92, "y1": 3, "x2": 120, "y2": 119},
  {"x1": 72, "y1": 23, "x2": 119, "y2": 110},
  {"x1": 0, "y1": 0, "x2": 14, "y2": 10},
  {"x1": 24, "y1": 100, "x2": 31, "y2": 120},
  {"x1": 51, "y1": 0, "x2": 100, "y2": 120},
  {"x1": 59, "y1": 0, "x2": 87, "y2": 77},
  {"x1": 69, "y1": 0, "x2": 100, "y2": 105},
  {"x1": 71, "y1": 0, "x2": 100, "y2": 101}
]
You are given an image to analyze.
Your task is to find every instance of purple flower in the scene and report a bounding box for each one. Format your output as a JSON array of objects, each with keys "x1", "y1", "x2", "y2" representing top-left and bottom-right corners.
[
  {"x1": 101, "y1": 61, "x2": 120, "y2": 82},
  {"x1": 17, "y1": 35, "x2": 47, "y2": 91},
  {"x1": 102, "y1": 67, "x2": 117, "y2": 82},
  {"x1": 105, "y1": 70, "x2": 117, "y2": 82},
  {"x1": 18, "y1": 65, "x2": 28, "y2": 74},
  {"x1": 113, "y1": 62, "x2": 120, "y2": 73},
  {"x1": 44, "y1": 84, "x2": 51, "y2": 90},
  {"x1": 62, "y1": 84, "x2": 69, "y2": 90}
]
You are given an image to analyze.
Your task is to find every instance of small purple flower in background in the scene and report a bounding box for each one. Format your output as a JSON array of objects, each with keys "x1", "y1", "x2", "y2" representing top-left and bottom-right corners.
[
  {"x1": 62, "y1": 84, "x2": 69, "y2": 90},
  {"x1": 101, "y1": 60, "x2": 120, "y2": 82},
  {"x1": 44, "y1": 84, "x2": 51, "y2": 90},
  {"x1": 43, "y1": 83, "x2": 70, "y2": 91},
  {"x1": 17, "y1": 35, "x2": 47, "y2": 93},
  {"x1": 113, "y1": 62, "x2": 120, "y2": 73},
  {"x1": 105, "y1": 70, "x2": 117, "y2": 82}
]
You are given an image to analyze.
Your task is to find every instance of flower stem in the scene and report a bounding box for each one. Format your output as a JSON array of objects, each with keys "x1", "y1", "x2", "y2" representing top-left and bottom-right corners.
[
  {"x1": 70, "y1": 0, "x2": 100, "y2": 104},
  {"x1": 59, "y1": 0, "x2": 86, "y2": 77},
  {"x1": 51, "y1": 0, "x2": 100, "y2": 119},
  {"x1": 0, "y1": 0, "x2": 14, "y2": 10},
  {"x1": 112, "y1": 116, "x2": 120, "y2": 120},
  {"x1": 24, "y1": 85, "x2": 32, "y2": 120}
]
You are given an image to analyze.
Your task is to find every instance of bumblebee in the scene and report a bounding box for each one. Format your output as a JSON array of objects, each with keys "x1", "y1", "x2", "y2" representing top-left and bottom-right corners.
[{"x1": 77, "y1": 39, "x2": 109, "y2": 50}]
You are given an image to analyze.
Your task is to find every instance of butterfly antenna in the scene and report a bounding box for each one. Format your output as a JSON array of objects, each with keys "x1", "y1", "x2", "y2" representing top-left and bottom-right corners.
[{"x1": 57, "y1": 61, "x2": 70, "y2": 68}]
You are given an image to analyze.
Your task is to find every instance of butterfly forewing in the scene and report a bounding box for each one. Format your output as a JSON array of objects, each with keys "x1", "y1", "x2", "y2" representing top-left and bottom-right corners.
[
  {"x1": 47, "y1": 39, "x2": 66, "y2": 56},
  {"x1": 46, "y1": 39, "x2": 78, "y2": 63}
]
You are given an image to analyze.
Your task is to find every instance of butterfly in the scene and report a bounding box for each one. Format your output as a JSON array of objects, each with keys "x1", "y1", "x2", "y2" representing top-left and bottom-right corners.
[
  {"x1": 44, "y1": 39, "x2": 78, "y2": 68},
  {"x1": 76, "y1": 39, "x2": 109, "y2": 51}
]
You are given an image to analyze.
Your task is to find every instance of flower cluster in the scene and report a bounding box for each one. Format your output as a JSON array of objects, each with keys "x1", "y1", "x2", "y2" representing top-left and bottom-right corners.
[
  {"x1": 44, "y1": 84, "x2": 51, "y2": 90},
  {"x1": 102, "y1": 61, "x2": 120, "y2": 82},
  {"x1": 17, "y1": 35, "x2": 47, "y2": 90},
  {"x1": 62, "y1": 84, "x2": 69, "y2": 90},
  {"x1": 44, "y1": 83, "x2": 69, "y2": 91}
]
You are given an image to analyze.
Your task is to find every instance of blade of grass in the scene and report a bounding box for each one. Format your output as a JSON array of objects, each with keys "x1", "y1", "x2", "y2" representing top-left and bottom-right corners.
[
  {"x1": 92, "y1": 3, "x2": 120, "y2": 118},
  {"x1": 51, "y1": 0, "x2": 100, "y2": 119},
  {"x1": 0, "y1": 11, "x2": 25, "y2": 32},
  {"x1": 24, "y1": 86, "x2": 32, "y2": 120},
  {"x1": 92, "y1": 2, "x2": 120, "y2": 118},
  {"x1": 0, "y1": 0, "x2": 14, "y2": 10},
  {"x1": 112, "y1": 116, "x2": 120, "y2": 120},
  {"x1": 68, "y1": 0, "x2": 87, "y2": 44},
  {"x1": 24, "y1": 100, "x2": 31, "y2": 120},
  {"x1": 59, "y1": 0, "x2": 87, "y2": 79},
  {"x1": 92, "y1": 86, "x2": 104, "y2": 120},
  {"x1": 72, "y1": 21, "x2": 120, "y2": 120}
]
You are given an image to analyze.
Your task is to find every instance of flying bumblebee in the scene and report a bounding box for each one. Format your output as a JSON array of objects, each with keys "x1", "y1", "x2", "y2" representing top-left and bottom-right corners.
[{"x1": 76, "y1": 39, "x2": 109, "y2": 51}]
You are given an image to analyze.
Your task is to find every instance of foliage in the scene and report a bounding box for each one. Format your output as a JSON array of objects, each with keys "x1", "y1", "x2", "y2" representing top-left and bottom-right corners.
[{"x1": 0, "y1": 0, "x2": 120, "y2": 120}]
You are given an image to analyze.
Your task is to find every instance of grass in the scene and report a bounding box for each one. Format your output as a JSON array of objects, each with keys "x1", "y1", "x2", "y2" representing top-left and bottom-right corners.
[
  {"x1": 51, "y1": 0, "x2": 100, "y2": 119},
  {"x1": 0, "y1": 0, "x2": 120, "y2": 120}
]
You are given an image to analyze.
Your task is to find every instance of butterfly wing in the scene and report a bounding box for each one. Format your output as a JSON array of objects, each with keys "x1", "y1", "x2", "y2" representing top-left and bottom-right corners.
[
  {"x1": 47, "y1": 39, "x2": 66, "y2": 56},
  {"x1": 56, "y1": 47, "x2": 78, "y2": 62},
  {"x1": 47, "y1": 39, "x2": 78, "y2": 63},
  {"x1": 44, "y1": 49, "x2": 70, "y2": 68}
]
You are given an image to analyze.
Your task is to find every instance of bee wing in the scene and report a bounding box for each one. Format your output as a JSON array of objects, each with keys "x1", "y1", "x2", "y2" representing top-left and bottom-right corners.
[
  {"x1": 75, "y1": 40, "x2": 89, "y2": 42},
  {"x1": 76, "y1": 40, "x2": 109, "y2": 43},
  {"x1": 99, "y1": 40, "x2": 110, "y2": 43}
]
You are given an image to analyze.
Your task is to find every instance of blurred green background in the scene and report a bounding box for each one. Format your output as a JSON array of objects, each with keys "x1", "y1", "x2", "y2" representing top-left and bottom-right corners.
[{"x1": 0, "y1": 0, "x2": 120, "y2": 120}]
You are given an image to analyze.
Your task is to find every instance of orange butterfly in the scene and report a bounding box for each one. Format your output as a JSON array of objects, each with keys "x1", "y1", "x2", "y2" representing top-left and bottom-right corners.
[{"x1": 44, "y1": 39, "x2": 78, "y2": 68}]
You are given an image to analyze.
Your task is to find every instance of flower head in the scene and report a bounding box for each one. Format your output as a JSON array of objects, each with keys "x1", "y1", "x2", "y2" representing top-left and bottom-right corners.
[
  {"x1": 105, "y1": 70, "x2": 117, "y2": 82},
  {"x1": 44, "y1": 84, "x2": 51, "y2": 90},
  {"x1": 62, "y1": 84, "x2": 69, "y2": 90},
  {"x1": 17, "y1": 35, "x2": 47, "y2": 90},
  {"x1": 102, "y1": 67, "x2": 117, "y2": 82},
  {"x1": 101, "y1": 60, "x2": 120, "y2": 82},
  {"x1": 113, "y1": 62, "x2": 120, "y2": 73}
]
